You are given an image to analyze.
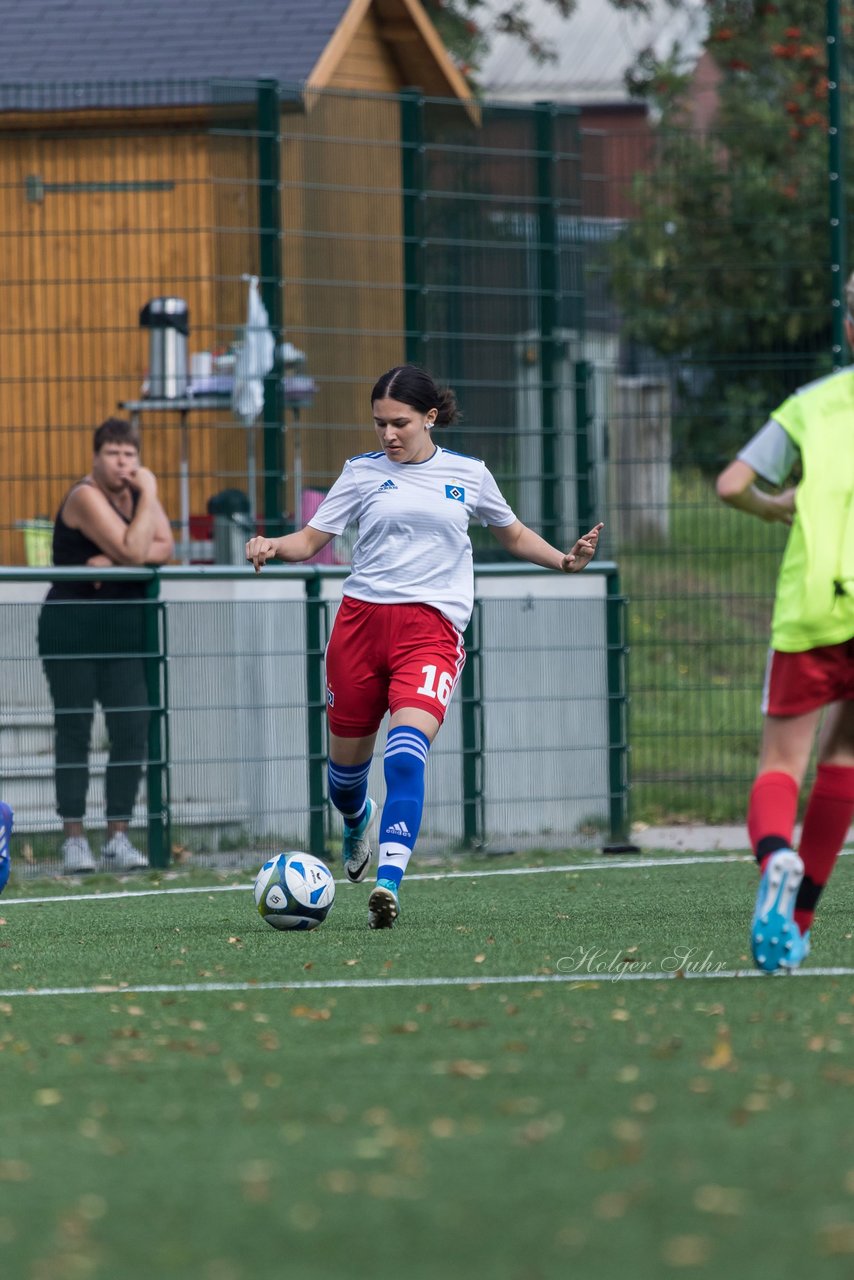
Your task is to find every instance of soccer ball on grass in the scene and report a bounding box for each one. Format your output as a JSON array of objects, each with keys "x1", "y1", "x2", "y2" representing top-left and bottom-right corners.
[{"x1": 253, "y1": 852, "x2": 336, "y2": 931}]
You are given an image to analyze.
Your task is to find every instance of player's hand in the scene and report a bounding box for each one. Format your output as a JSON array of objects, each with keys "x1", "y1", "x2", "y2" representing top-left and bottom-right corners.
[
  {"x1": 125, "y1": 466, "x2": 158, "y2": 498},
  {"x1": 246, "y1": 535, "x2": 277, "y2": 573},
  {"x1": 765, "y1": 487, "x2": 796, "y2": 526},
  {"x1": 84, "y1": 550, "x2": 113, "y2": 588},
  {"x1": 561, "y1": 523, "x2": 604, "y2": 573}
]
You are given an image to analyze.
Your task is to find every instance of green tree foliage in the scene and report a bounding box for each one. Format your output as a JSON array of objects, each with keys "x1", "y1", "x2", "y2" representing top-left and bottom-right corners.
[{"x1": 610, "y1": 0, "x2": 835, "y2": 463}]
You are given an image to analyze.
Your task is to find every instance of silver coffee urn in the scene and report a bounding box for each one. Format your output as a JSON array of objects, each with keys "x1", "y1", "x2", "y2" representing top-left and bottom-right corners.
[{"x1": 140, "y1": 297, "x2": 189, "y2": 399}]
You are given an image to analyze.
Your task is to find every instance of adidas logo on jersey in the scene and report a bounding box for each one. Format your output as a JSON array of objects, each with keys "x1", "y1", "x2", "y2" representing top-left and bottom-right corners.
[
  {"x1": 376, "y1": 478, "x2": 398, "y2": 492},
  {"x1": 385, "y1": 820, "x2": 411, "y2": 837}
]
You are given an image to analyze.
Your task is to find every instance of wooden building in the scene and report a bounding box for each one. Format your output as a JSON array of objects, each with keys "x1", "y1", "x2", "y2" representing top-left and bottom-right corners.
[{"x1": 0, "y1": 0, "x2": 472, "y2": 562}]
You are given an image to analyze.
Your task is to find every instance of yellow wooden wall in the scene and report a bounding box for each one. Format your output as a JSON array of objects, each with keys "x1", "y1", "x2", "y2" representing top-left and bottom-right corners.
[{"x1": 0, "y1": 124, "x2": 220, "y2": 563}]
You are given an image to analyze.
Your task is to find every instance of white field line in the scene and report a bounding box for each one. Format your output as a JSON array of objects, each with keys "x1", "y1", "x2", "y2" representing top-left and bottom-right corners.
[
  {"x1": 2, "y1": 852, "x2": 767, "y2": 907},
  {"x1": 1, "y1": 968, "x2": 854, "y2": 1000}
]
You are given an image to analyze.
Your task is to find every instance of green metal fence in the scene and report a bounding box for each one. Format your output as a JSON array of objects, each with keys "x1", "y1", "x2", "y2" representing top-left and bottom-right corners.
[
  {"x1": 1, "y1": 65, "x2": 849, "y2": 829},
  {"x1": 0, "y1": 563, "x2": 627, "y2": 872}
]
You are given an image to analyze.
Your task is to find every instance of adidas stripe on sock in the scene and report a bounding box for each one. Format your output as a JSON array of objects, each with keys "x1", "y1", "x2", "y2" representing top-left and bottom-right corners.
[{"x1": 378, "y1": 726, "x2": 430, "y2": 889}]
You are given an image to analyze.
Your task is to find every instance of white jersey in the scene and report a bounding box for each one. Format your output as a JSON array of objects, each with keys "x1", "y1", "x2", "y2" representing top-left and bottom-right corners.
[{"x1": 308, "y1": 445, "x2": 516, "y2": 632}]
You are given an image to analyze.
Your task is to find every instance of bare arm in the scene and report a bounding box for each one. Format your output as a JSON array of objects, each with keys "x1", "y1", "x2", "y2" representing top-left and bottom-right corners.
[
  {"x1": 489, "y1": 520, "x2": 604, "y2": 573},
  {"x1": 716, "y1": 459, "x2": 795, "y2": 525},
  {"x1": 66, "y1": 469, "x2": 173, "y2": 565},
  {"x1": 246, "y1": 526, "x2": 336, "y2": 572}
]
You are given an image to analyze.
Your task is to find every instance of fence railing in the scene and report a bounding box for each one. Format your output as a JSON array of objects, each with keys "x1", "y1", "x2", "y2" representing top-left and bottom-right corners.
[{"x1": 0, "y1": 562, "x2": 628, "y2": 871}]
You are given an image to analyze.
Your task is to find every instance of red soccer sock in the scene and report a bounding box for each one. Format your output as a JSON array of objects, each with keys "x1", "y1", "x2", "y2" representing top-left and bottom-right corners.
[
  {"x1": 794, "y1": 763, "x2": 854, "y2": 934},
  {"x1": 747, "y1": 770, "x2": 799, "y2": 870}
]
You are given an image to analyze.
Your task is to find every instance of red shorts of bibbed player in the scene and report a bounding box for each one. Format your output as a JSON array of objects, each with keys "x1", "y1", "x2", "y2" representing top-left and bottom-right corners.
[
  {"x1": 761, "y1": 637, "x2": 854, "y2": 716},
  {"x1": 324, "y1": 598, "x2": 466, "y2": 737}
]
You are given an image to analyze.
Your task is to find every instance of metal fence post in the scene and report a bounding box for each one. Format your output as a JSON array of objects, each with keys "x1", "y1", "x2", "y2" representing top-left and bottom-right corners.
[
  {"x1": 603, "y1": 568, "x2": 637, "y2": 853},
  {"x1": 256, "y1": 78, "x2": 284, "y2": 535},
  {"x1": 144, "y1": 572, "x2": 170, "y2": 867},
  {"x1": 461, "y1": 600, "x2": 484, "y2": 847},
  {"x1": 574, "y1": 359, "x2": 594, "y2": 537},
  {"x1": 536, "y1": 101, "x2": 560, "y2": 547},
  {"x1": 304, "y1": 574, "x2": 327, "y2": 856},
  {"x1": 401, "y1": 88, "x2": 425, "y2": 366},
  {"x1": 827, "y1": 0, "x2": 847, "y2": 368}
]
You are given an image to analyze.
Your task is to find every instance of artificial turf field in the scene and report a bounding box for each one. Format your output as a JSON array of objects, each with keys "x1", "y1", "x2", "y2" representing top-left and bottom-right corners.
[{"x1": 1, "y1": 851, "x2": 853, "y2": 1280}]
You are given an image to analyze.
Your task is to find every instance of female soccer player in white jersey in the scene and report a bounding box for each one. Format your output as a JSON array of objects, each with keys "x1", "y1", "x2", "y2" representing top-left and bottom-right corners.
[{"x1": 247, "y1": 365, "x2": 603, "y2": 929}]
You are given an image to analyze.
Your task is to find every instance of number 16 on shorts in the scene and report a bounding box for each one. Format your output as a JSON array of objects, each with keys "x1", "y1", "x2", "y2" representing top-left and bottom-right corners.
[{"x1": 416, "y1": 664, "x2": 454, "y2": 707}]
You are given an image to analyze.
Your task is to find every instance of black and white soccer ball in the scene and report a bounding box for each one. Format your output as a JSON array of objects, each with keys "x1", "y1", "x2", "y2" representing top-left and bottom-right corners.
[{"x1": 253, "y1": 852, "x2": 336, "y2": 931}]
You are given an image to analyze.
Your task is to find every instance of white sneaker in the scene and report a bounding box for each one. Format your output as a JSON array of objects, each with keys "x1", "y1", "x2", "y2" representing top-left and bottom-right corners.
[
  {"x1": 62, "y1": 836, "x2": 96, "y2": 874},
  {"x1": 101, "y1": 831, "x2": 147, "y2": 871}
]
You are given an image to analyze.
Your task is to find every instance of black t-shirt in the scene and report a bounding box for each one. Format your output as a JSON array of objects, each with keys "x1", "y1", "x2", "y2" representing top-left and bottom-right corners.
[{"x1": 46, "y1": 480, "x2": 146, "y2": 602}]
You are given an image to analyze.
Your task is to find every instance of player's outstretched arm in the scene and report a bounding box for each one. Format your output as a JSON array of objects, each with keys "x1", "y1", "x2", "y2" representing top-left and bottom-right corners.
[
  {"x1": 246, "y1": 526, "x2": 336, "y2": 572},
  {"x1": 490, "y1": 520, "x2": 604, "y2": 573}
]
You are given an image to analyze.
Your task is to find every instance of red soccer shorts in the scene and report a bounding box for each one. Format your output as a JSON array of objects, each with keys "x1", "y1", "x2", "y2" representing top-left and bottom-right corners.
[
  {"x1": 324, "y1": 597, "x2": 466, "y2": 737},
  {"x1": 762, "y1": 638, "x2": 854, "y2": 716}
]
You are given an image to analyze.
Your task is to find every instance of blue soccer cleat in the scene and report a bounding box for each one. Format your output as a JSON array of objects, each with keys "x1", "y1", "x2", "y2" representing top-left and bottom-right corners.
[
  {"x1": 343, "y1": 797, "x2": 377, "y2": 884},
  {"x1": 781, "y1": 926, "x2": 811, "y2": 972},
  {"x1": 0, "y1": 802, "x2": 13, "y2": 895},
  {"x1": 751, "y1": 848, "x2": 804, "y2": 973},
  {"x1": 368, "y1": 878, "x2": 400, "y2": 930}
]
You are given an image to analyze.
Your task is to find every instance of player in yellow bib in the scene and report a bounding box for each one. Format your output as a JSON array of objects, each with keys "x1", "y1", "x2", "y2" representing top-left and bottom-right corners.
[{"x1": 717, "y1": 281, "x2": 854, "y2": 972}]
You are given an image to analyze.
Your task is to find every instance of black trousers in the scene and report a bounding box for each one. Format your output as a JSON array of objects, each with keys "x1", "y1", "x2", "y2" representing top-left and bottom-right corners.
[{"x1": 39, "y1": 601, "x2": 151, "y2": 823}]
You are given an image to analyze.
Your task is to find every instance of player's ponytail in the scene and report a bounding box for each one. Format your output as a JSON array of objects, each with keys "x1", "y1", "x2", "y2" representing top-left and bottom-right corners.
[{"x1": 371, "y1": 365, "x2": 460, "y2": 428}]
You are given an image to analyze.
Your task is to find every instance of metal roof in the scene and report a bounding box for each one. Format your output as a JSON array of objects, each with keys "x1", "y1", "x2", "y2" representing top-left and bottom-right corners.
[
  {"x1": 478, "y1": 0, "x2": 706, "y2": 105},
  {"x1": 0, "y1": 0, "x2": 351, "y2": 103}
]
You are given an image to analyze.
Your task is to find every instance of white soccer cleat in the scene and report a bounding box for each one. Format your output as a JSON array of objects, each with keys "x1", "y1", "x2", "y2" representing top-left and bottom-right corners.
[{"x1": 343, "y1": 798, "x2": 377, "y2": 884}]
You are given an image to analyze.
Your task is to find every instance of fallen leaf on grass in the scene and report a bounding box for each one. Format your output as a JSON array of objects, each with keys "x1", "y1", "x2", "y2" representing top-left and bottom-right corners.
[
  {"x1": 701, "y1": 1032, "x2": 733, "y2": 1071},
  {"x1": 429, "y1": 1117, "x2": 456, "y2": 1138},
  {"x1": 693, "y1": 1185, "x2": 746, "y2": 1216},
  {"x1": 323, "y1": 1169, "x2": 357, "y2": 1193},
  {"x1": 390, "y1": 1021, "x2": 419, "y2": 1034},
  {"x1": 660, "y1": 1235, "x2": 711, "y2": 1266},
  {"x1": 291, "y1": 1005, "x2": 331, "y2": 1021},
  {"x1": 816, "y1": 1224, "x2": 854, "y2": 1256},
  {"x1": 34, "y1": 1089, "x2": 62, "y2": 1107},
  {"x1": 442, "y1": 1059, "x2": 490, "y2": 1079},
  {"x1": 473, "y1": 954, "x2": 486, "y2": 964},
  {"x1": 516, "y1": 1113, "x2": 564, "y2": 1145},
  {"x1": 0, "y1": 1161, "x2": 31, "y2": 1182},
  {"x1": 594, "y1": 1192, "x2": 629, "y2": 1220}
]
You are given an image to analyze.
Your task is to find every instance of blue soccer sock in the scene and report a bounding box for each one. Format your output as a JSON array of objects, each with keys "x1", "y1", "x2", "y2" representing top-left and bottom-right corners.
[
  {"x1": 327, "y1": 759, "x2": 372, "y2": 829},
  {"x1": 377, "y1": 726, "x2": 430, "y2": 890},
  {"x1": 0, "y1": 802, "x2": 13, "y2": 895}
]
